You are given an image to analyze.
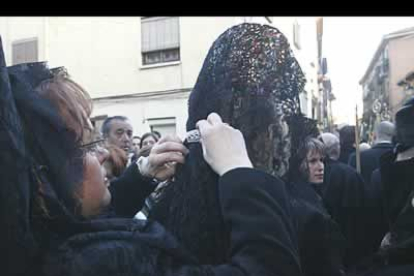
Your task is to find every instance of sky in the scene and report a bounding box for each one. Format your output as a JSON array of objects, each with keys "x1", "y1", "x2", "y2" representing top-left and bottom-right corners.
[{"x1": 323, "y1": 17, "x2": 414, "y2": 124}]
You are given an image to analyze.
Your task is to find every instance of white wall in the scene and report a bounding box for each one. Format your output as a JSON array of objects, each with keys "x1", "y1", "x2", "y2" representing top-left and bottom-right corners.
[
  {"x1": 0, "y1": 17, "x2": 47, "y2": 65},
  {"x1": 0, "y1": 16, "x2": 319, "y2": 130},
  {"x1": 92, "y1": 93, "x2": 189, "y2": 139},
  {"x1": 293, "y1": 17, "x2": 319, "y2": 117},
  {"x1": 178, "y1": 17, "x2": 242, "y2": 89}
]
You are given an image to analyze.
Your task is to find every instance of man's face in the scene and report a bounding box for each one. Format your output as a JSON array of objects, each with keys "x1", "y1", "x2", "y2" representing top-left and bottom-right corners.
[
  {"x1": 132, "y1": 138, "x2": 141, "y2": 152},
  {"x1": 141, "y1": 135, "x2": 157, "y2": 148},
  {"x1": 106, "y1": 119, "x2": 133, "y2": 152}
]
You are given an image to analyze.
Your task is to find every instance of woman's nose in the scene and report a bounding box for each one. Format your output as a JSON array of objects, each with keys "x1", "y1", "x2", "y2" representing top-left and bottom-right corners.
[{"x1": 318, "y1": 162, "x2": 324, "y2": 171}]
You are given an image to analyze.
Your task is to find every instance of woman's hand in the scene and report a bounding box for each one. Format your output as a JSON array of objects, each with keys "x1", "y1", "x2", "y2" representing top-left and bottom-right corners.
[
  {"x1": 196, "y1": 113, "x2": 253, "y2": 176},
  {"x1": 138, "y1": 135, "x2": 188, "y2": 181}
]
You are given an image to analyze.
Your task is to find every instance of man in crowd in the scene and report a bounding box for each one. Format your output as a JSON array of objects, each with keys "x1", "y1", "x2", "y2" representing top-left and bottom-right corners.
[
  {"x1": 348, "y1": 121, "x2": 394, "y2": 185},
  {"x1": 101, "y1": 116, "x2": 133, "y2": 153}
]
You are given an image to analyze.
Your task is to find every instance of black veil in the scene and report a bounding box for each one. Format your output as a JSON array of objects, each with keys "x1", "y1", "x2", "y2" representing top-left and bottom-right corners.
[
  {"x1": 151, "y1": 23, "x2": 318, "y2": 263},
  {"x1": 0, "y1": 36, "x2": 39, "y2": 276}
]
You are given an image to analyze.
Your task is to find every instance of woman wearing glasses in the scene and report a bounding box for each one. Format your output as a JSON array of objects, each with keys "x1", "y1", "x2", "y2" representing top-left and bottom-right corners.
[{"x1": 0, "y1": 31, "x2": 300, "y2": 276}]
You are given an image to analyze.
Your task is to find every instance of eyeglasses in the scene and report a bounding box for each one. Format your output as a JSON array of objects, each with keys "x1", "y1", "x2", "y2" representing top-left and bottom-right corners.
[{"x1": 80, "y1": 139, "x2": 105, "y2": 154}]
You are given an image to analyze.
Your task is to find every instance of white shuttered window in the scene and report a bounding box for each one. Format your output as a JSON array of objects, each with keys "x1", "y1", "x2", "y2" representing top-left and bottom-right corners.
[
  {"x1": 12, "y1": 38, "x2": 38, "y2": 65},
  {"x1": 147, "y1": 117, "x2": 176, "y2": 137},
  {"x1": 141, "y1": 17, "x2": 180, "y2": 65}
]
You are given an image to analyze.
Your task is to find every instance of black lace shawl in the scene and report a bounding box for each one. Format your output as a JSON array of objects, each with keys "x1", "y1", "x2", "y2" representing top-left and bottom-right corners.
[
  {"x1": 0, "y1": 41, "x2": 82, "y2": 276},
  {"x1": 150, "y1": 23, "x2": 318, "y2": 263},
  {"x1": 0, "y1": 36, "x2": 39, "y2": 276}
]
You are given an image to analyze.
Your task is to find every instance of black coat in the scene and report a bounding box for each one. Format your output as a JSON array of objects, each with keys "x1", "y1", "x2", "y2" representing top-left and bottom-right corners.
[
  {"x1": 322, "y1": 158, "x2": 369, "y2": 268},
  {"x1": 41, "y1": 168, "x2": 301, "y2": 276},
  {"x1": 108, "y1": 163, "x2": 157, "y2": 218},
  {"x1": 347, "y1": 144, "x2": 393, "y2": 264},
  {"x1": 339, "y1": 147, "x2": 355, "y2": 164},
  {"x1": 288, "y1": 180, "x2": 346, "y2": 276},
  {"x1": 350, "y1": 152, "x2": 414, "y2": 276},
  {"x1": 364, "y1": 169, "x2": 388, "y2": 258},
  {"x1": 379, "y1": 151, "x2": 414, "y2": 246},
  {"x1": 348, "y1": 143, "x2": 393, "y2": 184},
  {"x1": 362, "y1": 265, "x2": 414, "y2": 276}
]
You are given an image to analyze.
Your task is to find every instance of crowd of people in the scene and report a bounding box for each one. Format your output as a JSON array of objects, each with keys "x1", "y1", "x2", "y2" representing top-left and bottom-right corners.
[{"x1": 1, "y1": 23, "x2": 414, "y2": 276}]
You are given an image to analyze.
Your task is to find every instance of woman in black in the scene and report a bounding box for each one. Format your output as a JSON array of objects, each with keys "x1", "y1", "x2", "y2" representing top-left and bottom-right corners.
[
  {"x1": 148, "y1": 23, "x2": 344, "y2": 276},
  {"x1": 350, "y1": 97, "x2": 414, "y2": 276},
  {"x1": 0, "y1": 33, "x2": 300, "y2": 276},
  {"x1": 288, "y1": 137, "x2": 346, "y2": 276}
]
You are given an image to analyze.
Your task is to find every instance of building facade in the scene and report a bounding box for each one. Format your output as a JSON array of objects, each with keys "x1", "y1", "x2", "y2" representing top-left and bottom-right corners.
[
  {"x1": 0, "y1": 16, "x2": 321, "y2": 138},
  {"x1": 314, "y1": 17, "x2": 335, "y2": 131},
  {"x1": 360, "y1": 27, "x2": 414, "y2": 138}
]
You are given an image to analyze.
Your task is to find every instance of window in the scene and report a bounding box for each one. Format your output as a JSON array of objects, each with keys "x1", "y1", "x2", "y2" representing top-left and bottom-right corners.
[
  {"x1": 293, "y1": 21, "x2": 301, "y2": 49},
  {"x1": 141, "y1": 17, "x2": 180, "y2": 65},
  {"x1": 147, "y1": 117, "x2": 176, "y2": 137},
  {"x1": 12, "y1": 38, "x2": 38, "y2": 65}
]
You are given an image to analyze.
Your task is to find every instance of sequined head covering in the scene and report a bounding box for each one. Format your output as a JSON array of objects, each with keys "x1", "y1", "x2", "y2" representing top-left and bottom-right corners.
[
  {"x1": 187, "y1": 23, "x2": 312, "y2": 177},
  {"x1": 151, "y1": 23, "x2": 318, "y2": 264}
]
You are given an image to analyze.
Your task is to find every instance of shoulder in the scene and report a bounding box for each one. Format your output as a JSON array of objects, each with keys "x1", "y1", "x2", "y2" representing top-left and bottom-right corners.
[
  {"x1": 330, "y1": 160, "x2": 358, "y2": 174},
  {"x1": 371, "y1": 144, "x2": 394, "y2": 155},
  {"x1": 43, "y1": 232, "x2": 156, "y2": 276}
]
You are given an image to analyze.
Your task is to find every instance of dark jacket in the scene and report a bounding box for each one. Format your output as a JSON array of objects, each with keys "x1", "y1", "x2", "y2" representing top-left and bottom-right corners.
[
  {"x1": 380, "y1": 151, "x2": 414, "y2": 245},
  {"x1": 339, "y1": 147, "x2": 355, "y2": 164},
  {"x1": 350, "y1": 152, "x2": 414, "y2": 276},
  {"x1": 42, "y1": 168, "x2": 301, "y2": 276},
  {"x1": 288, "y1": 180, "x2": 346, "y2": 276},
  {"x1": 108, "y1": 163, "x2": 157, "y2": 217},
  {"x1": 361, "y1": 265, "x2": 414, "y2": 276},
  {"x1": 363, "y1": 169, "x2": 388, "y2": 259},
  {"x1": 323, "y1": 158, "x2": 369, "y2": 268},
  {"x1": 348, "y1": 142, "x2": 393, "y2": 184}
]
